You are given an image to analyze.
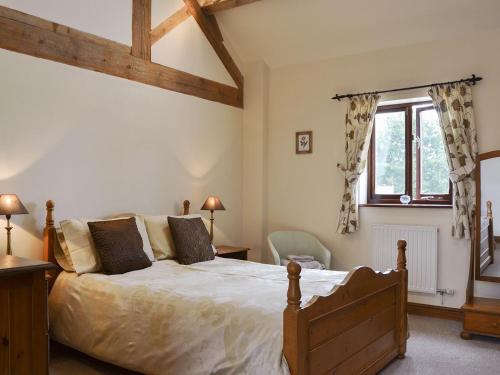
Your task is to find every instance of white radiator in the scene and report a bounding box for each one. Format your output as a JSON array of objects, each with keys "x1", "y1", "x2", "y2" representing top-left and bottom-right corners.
[{"x1": 373, "y1": 224, "x2": 438, "y2": 294}]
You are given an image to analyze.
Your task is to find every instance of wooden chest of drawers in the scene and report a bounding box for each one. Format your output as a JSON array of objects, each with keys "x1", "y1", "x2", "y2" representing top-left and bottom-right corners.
[
  {"x1": 0, "y1": 256, "x2": 55, "y2": 375},
  {"x1": 462, "y1": 297, "x2": 500, "y2": 339}
]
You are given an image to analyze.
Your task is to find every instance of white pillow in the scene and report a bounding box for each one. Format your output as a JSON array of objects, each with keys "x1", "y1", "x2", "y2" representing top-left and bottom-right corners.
[
  {"x1": 135, "y1": 216, "x2": 155, "y2": 262},
  {"x1": 141, "y1": 214, "x2": 202, "y2": 260},
  {"x1": 139, "y1": 214, "x2": 217, "y2": 260},
  {"x1": 59, "y1": 216, "x2": 155, "y2": 275},
  {"x1": 54, "y1": 228, "x2": 75, "y2": 272}
]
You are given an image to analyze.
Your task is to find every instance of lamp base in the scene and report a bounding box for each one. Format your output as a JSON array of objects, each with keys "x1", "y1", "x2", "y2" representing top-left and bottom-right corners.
[
  {"x1": 5, "y1": 215, "x2": 12, "y2": 256},
  {"x1": 209, "y1": 210, "x2": 214, "y2": 243}
]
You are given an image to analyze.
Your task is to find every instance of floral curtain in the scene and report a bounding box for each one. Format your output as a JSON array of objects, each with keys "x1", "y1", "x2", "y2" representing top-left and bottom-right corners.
[
  {"x1": 428, "y1": 83, "x2": 478, "y2": 239},
  {"x1": 336, "y1": 94, "x2": 380, "y2": 234}
]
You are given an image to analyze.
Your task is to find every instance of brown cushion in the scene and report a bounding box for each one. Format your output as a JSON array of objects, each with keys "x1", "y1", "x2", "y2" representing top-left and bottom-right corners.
[
  {"x1": 167, "y1": 217, "x2": 215, "y2": 265},
  {"x1": 88, "y1": 218, "x2": 152, "y2": 275}
]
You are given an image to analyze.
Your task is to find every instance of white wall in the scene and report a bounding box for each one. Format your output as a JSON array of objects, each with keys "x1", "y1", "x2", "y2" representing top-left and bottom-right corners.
[
  {"x1": 253, "y1": 28, "x2": 500, "y2": 308},
  {"x1": 0, "y1": 0, "x2": 243, "y2": 259},
  {"x1": 481, "y1": 157, "x2": 500, "y2": 234},
  {"x1": 242, "y1": 61, "x2": 269, "y2": 261}
]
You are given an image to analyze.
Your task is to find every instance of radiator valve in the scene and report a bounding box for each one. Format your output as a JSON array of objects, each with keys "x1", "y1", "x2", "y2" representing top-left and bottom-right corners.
[{"x1": 437, "y1": 288, "x2": 455, "y2": 304}]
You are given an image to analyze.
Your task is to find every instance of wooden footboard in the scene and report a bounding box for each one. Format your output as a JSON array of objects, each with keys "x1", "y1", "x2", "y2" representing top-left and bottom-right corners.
[{"x1": 284, "y1": 240, "x2": 408, "y2": 375}]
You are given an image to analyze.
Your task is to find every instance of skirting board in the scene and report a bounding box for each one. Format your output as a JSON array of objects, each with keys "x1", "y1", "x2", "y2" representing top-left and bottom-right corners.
[{"x1": 408, "y1": 302, "x2": 463, "y2": 321}]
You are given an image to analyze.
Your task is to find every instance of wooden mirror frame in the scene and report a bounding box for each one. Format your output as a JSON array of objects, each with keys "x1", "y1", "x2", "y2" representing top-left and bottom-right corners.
[{"x1": 475, "y1": 150, "x2": 500, "y2": 282}]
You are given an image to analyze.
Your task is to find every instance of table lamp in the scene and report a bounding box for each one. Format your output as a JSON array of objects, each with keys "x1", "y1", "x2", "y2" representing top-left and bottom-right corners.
[
  {"x1": 201, "y1": 196, "x2": 225, "y2": 243},
  {"x1": 0, "y1": 194, "x2": 28, "y2": 255}
]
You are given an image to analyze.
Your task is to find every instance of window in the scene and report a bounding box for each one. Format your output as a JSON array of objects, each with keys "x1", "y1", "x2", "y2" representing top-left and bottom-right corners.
[{"x1": 367, "y1": 101, "x2": 451, "y2": 205}]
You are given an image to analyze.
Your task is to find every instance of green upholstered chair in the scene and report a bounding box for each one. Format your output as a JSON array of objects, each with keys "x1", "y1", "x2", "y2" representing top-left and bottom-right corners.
[{"x1": 267, "y1": 231, "x2": 332, "y2": 270}]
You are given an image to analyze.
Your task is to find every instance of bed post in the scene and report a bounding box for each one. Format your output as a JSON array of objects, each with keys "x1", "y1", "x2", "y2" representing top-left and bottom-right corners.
[
  {"x1": 43, "y1": 200, "x2": 59, "y2": 289},
  {"x1": 43, "y1": 200, "x2": 55, "y2": 263},
  {"x1": 396, "y1": 239, "x2": 408, "y2": 359},
  {"x1": 284, "y1": 261, "x2": 307, "y2": 375},
  {"x1": 286, "y1": 261, "x2": 302, "y2": 309},
  {"x1": 183, "y1": 200, "x2": 190, "y2": 215}
]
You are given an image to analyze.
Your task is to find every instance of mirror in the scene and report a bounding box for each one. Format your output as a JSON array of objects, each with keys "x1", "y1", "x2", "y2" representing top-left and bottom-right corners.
[{"x1": 476, "y1": 150, "x2": 500, "y2": 281}]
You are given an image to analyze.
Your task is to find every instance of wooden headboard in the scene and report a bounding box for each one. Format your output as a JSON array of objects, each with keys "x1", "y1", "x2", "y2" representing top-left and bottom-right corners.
[{"x1": 42, "y1": 199, "x2": 191, "y2": 286}]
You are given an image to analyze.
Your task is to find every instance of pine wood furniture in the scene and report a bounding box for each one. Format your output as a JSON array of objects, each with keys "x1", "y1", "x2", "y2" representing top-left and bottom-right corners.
[
  {"x1": 462, "y1": 298, "x2": 500, "y2": 339},
  {"x1": 216, "y1": 245, "x2": 250, "y2": 260},
  {"x1": 475, "y1": 150, "x2": 500, "y2": 282},
  {"x1": 0, "y1": 255, "x2": 55, "y2": 374},
  {"x1": 43, "y1": 199, "x2": 408, "y2": 375},
  {"x1": 461, "y1": 150, "x2": 500, "y2": 340},
  {"x1": 477, "y1": 201, "x2": 495, "y2": 276}
]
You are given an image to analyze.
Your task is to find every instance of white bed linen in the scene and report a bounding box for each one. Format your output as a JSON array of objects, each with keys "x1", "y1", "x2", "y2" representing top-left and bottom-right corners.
[{"x1": 49, "y1": 258, "x2": 347, "y2": 375}]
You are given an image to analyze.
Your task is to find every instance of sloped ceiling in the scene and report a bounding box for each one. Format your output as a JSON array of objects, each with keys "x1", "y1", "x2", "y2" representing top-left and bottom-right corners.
[{"x1": 216, "y1": 0, "x2": 500, "y2": 68}]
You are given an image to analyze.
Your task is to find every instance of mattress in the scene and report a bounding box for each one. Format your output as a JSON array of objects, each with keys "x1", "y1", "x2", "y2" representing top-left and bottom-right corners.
[{"x1": 49, "y1": 257, "x2": 347, "y2": 375}]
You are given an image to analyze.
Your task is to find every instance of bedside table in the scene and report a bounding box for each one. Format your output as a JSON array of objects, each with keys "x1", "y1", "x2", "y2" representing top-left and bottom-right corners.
[
  {"x1": 216, "y1": 246, "x2": 251, "y2": 260},
  {"x1": 0, "y1": 255, "x2": 56, "y2": 375}
]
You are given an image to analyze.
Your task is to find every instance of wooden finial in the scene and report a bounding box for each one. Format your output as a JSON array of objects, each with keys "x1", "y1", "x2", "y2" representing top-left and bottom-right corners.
[
  {"x1": 286, "y1": 261, "x2": 302, "y2": 309},
  {"x1": 46, "y1": 200, "x2": 55, "y2": 227},
  {"x1": 487, "y1": 201, "x2": 492, "y2": 219},
  {"x1": 183, "y1": 200, "x2": 190, "y2": 215},
  {"x1": 43, "y1": 200, "x2": 56, "y2": 264},
  {"x1": 397, "y1": 240, "x2": 407, "y2": 271}
]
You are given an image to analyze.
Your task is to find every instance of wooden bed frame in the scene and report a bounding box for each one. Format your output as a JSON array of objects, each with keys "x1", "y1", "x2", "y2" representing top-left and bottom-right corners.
[{"x1": 42, "y1": 200, "x2": 408, "y2": 375}]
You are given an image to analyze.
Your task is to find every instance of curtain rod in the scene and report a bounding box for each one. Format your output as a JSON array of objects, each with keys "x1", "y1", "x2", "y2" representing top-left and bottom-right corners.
[{"x1": 331, "y1": 74, "x2": 483, "y2": 101}]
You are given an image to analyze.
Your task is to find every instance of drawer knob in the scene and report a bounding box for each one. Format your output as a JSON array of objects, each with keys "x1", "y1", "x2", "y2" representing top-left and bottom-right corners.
[{"x1": 2, "y1": 337, "x2": 8, "y2": 347}]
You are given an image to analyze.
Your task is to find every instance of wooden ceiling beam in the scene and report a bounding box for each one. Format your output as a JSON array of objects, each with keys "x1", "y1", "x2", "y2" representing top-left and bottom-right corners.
[
  {"x1": 0, "y1": 5, "x2": 242, "y2": 107},
  {"x1": 206, "y1": 14, "x2": 223, "y2": 42},
  {"x1": 183, "y1": 0, "x2": 243, "y2": 88},
  {"x1": 132, "y1": 0, "x2": 151, "y2": 60},
  {"x1": 150, "y1": 6, "x2": 190, "y2": 45},
  {"x1": 201, "y1": 0, "x2": 261, "y2": 15}
]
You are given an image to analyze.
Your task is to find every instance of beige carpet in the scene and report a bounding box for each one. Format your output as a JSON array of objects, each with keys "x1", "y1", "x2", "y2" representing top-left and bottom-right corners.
[
  {"x1": 381, "y1": 315, "x2": 500, "y2": 374},
  {"x1": 50, "y1": 315, "x2": 500, "y2": 374}
]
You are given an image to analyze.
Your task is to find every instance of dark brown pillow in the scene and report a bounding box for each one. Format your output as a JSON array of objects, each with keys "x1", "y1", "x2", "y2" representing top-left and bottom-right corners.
[
  {"x1": 88, "y1": 218, "x2": 152, "y2": 275},
  {"x1": 167, "y1": 217, "x2": 214, "y2": 265}
]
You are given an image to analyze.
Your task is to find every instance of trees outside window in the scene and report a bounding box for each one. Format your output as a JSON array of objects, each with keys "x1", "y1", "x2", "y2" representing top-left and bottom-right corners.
[{"x1": 367, "y1": 101, "x2": 451, "y2": 205}]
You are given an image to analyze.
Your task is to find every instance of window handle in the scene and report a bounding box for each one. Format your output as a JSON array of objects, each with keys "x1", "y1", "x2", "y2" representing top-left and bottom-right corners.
[{"x1": 414, "y1": 135, "x2": 422, "y2": 150}]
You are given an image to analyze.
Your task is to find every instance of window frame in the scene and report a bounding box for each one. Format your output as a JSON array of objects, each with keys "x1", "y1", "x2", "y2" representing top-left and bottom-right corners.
[{"x1": 367, "y1": 101, "x2": 452, "y2": 206}]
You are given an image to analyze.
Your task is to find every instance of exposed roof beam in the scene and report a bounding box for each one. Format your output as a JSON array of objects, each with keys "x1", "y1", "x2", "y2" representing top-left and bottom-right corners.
[
  {"x1": 202, "y1": 0, "x2": 261, "y2": 15},
  {"x1": 206, "y1": 14, "x2": 223, "y2": 42},
  {"x1": 183, "y1": 0, "x2": 243, "y2": 88},
  {"x1": 132, "y1": 0, "x2": 151, "y2": 60},
  {"x1": 0, "y1": 5, "x2": 242, "y2": 107},
  {"x1": 151, "y1": 6, "x2": 190, "y2": 45}
]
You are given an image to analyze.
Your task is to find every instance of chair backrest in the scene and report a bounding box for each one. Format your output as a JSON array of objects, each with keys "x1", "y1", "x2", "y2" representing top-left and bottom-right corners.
[{"x1": 268, "y1": 231, "x2": 329, "y2": 267}]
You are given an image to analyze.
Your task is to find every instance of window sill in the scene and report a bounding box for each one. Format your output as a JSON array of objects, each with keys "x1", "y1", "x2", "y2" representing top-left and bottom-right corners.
[{"x1": 360, "y1": 203, "x2": 452, "y2": 209}]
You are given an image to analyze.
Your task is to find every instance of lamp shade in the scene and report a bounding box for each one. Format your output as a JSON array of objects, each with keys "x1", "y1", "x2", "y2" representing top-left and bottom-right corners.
[
  {"x1": 0, "y1": 194, "x2": 29, "y2": 216},
  {"x1": 200, "y1": 196, "x2": 225, "y2": 211}
]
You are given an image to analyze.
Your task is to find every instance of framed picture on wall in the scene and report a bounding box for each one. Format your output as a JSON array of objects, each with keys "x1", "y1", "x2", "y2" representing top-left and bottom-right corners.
[{"x1": 296, "y1": 131, "x2": 312, "y2": 154}]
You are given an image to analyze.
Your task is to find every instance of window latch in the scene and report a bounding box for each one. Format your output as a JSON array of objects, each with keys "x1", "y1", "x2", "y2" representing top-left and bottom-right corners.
[{"x1": 414, "y1": 135, "x2": 422, "y2": 150}]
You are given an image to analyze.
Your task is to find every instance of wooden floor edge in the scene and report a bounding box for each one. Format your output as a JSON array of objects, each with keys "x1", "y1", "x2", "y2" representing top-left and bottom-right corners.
[{"x1": 408, "y1": 302, "x2": 463, "y2": 321}]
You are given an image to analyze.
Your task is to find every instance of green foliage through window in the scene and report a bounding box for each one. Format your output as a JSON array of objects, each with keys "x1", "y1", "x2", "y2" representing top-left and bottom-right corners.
[{"x1": 369, "y1": 101, "x2": 451, "y2": 205}]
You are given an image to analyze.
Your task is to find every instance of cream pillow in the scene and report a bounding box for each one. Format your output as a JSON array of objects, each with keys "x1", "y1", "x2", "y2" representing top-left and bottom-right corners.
[
  {"x1": 60, "y1": 216, "x2": 155, "y2": 274},
  {"x1": 142, "y1": 214, "x2": 216, "y2": 260},
  {"x1": 54, "y1": 228, "x2": 75, "y2": 272}
]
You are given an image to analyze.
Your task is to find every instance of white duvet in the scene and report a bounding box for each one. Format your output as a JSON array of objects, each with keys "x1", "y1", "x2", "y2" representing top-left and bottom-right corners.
[{"x1": 49, "y1": 258, "x2": 347, "y2": 375}]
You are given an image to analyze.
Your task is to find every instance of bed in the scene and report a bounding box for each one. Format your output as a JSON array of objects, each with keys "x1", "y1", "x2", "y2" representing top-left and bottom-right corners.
[{"x1": 43, "y1": 200, "x2": 408, "y2": 375}]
